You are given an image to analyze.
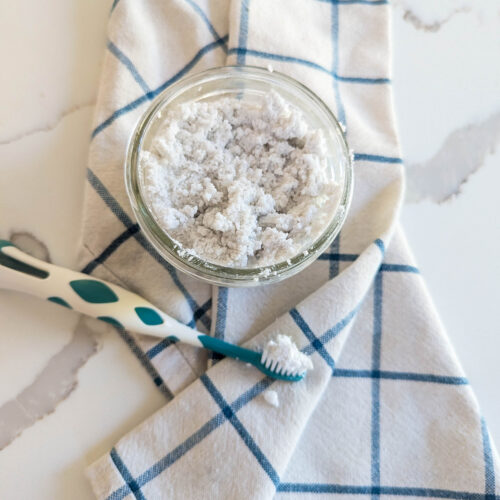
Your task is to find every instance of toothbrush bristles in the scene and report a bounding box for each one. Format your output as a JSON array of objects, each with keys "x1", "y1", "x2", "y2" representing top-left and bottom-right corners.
[
  {"x1": 260, "y1": 350, "x2": 302, "y2": 377},
  {"x1": 261, "y1": 351, "x2": 301, "y2": 377}
]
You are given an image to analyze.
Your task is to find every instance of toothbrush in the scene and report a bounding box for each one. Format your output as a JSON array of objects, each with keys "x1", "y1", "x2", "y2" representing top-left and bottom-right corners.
[{"x1": 0, "y1": 240, "x2": 305, "y2": 382}]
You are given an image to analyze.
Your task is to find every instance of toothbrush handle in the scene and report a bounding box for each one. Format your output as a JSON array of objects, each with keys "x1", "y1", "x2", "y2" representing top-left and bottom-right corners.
[{"x1": 0, "y1": 240, "x2": 202, "y2": 345}]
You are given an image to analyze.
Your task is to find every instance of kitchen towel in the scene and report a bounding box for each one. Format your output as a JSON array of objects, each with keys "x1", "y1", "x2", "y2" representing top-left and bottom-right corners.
[{"x1": 80, "y1": 0, "x2": 500, "y2": 498}]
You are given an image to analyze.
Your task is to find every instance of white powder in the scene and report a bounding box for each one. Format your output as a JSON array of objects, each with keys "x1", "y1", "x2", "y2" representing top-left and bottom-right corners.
[
  {"x1": 263, "y1": 390, "x2": 280, "y2": 407},
  {"x1": 140, "y1": 91, "x2": 338, "y2": 267},
  {"x1": 262, "y1": 334, "x2": 313, "y2": 374}
]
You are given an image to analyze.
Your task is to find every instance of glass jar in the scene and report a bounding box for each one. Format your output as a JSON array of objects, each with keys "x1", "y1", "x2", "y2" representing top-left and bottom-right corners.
[{"x1": 125, "y1": 66, "x2": 353, "y2": 287}]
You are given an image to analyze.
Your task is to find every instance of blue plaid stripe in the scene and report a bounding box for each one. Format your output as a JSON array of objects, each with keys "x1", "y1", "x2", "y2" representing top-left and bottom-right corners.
[
  {"x1": 333, "y1": 369, "x2": 468, "y2": 385},
  {"x1": 277, "y1": 483, "x2": 499, "y2": 498},
  {"x1": 107, "y1": 41, "x2": 151, "y2": 93},
  {"x1": 371, "y1": 272, "x2": 383, "y2": 499},
  {"x1": 335, "y1": 0, "x2": 388, "y2": 4},
  {"x1": 319, "y1": 251, "x2": 420, "y2": 274},
  {"x1": 200, "y1": 374, "x2": 281, "y2": 486},
  {"x1": 379, "y1": 263, "x2": 419, "y2": 273},
  {"x1": 145, "y1": 337, "x2": 177, "y2": 359},
  {"x1": 237, "y1": 0, "x2": 251, "y2": 64},
  {"x1": 110, "y1": 0, "x2": 120, "y2": 14},
  {"x1": 319, "y1": 251, "x2": 358, "y2": 263},
  {"x1": 331, "y1": 0, "x2": 346, "y2": 125},
  {"x1": 113, "y1": 325, "x2": 173, "y2": 400},
  {"x1": 81, "y1": 224, "x2": 139, "y2": 275},
  {"x1": 318, "y1": 0, "x2": 389, "y2": 4},
  {"x1": 194, "y1": 297, "x2": 213, "y2": 321},
  {"x1": 336, "y1": 75, "x2": 390, "y2": 84},
  {"x1": 110, "y1": 448, "x2": 146, "y2": 500},
  {"x1": 227, "y1": 48, "x2": 391, "y2": 85},
  {"x1": 211, "y1": 287, "x2": 228, "y2": 362},
  {"x1": 184, "y1": 0, "x2": 226, "y2": 43},
  {"x1": 328, "y1": 237, "x2": 341, "y2": 279},
  {"x1": 482, "y1": 417, "x2": 496, "y2": 497},
  {"x1": 290, "y1": 308, "x2": 336, "y2": 370},
  {"x1": 354, "y1": 153, "x2": 404, "y2": 164},
  {"x1": 86, "y1": 169, "x2": 133, "y2": 227},
  {"x1": 110, "y1": 0, "x2": 227, "y2": 94},
  {"x1": 91, "y1": 35, "x2": 228, "y2": 138},
  {"x1": 303, "y1": 303, "x2": 362, "y2": 356},
  {"x1": 374, "y1": 238, "x2": 385, "y2": 255}
]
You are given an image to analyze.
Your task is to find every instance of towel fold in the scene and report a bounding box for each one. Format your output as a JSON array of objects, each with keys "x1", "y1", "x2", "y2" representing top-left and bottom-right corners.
[{"x1": 81, "y1": 0, "x2": 499, "y2": 498}]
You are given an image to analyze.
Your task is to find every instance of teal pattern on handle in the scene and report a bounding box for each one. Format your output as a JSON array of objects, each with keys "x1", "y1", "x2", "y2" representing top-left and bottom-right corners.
[
  {"x1": 135, "y1": 307, "x2": 164, "y2": 326},
  {"x1": 98, "y1": 316, "x2": 124, "y2": 329},
  {"x1": 70, "y1": 279, "x2": 118, "y2": 303},
  {"x1": 0, "y1": 240, "x2": 49, "y2": 279},
  {"x1": 48, "y1": 296, "x2": 72, "y2": 309},
  {"x1": 0, "y1": 240, "x2": 14, "y2": 250}
]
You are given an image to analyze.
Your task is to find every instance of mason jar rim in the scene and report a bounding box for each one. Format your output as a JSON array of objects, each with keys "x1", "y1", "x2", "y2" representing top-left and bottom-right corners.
[{"x1": 124, "y1": 65, "x2": 353, "y2": 287}]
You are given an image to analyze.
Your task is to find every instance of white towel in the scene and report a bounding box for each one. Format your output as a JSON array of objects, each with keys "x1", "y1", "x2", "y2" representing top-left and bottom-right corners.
[{"x1": 80, "y1": 0, "x2": 500, "y2": 498}]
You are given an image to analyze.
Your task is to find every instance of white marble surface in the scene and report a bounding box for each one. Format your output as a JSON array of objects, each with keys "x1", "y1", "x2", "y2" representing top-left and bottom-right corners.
[{"x1": 0, "y1": 1, "x2": 499, "y2": 498}]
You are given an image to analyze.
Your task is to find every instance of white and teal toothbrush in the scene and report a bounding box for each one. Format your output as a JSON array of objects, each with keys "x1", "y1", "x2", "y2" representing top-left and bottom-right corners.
[{"x1": 0, "y1": 240, "x2": 305, "y2": 382}]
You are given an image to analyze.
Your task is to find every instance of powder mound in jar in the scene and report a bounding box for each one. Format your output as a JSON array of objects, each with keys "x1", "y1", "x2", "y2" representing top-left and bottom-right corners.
[
  {"x1": 141, "y1": 90, "x2": 339, "y2": 267},
  {"x1": 262, "y1": 334, "x2": 313, "y2": 374}
]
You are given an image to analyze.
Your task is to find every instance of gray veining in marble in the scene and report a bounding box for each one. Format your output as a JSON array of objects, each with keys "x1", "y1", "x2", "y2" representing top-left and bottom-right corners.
[
  {"x1": 0, "y1": 102, "x2": 95, "y2": 146},
  {"x1": 401, "y1": 6, "x2": 470, "y2": 32},
  {"x1": 406, "y1": 111, "x2": 500, "y2": 203},
  {"x1": 0, "y1": 318, "x2": 100, "y2": 450}
]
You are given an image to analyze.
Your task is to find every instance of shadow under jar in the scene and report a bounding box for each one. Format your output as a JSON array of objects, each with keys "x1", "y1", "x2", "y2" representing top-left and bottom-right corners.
[{"x1": 125, "y1": 66, "x2": 353, "y2": 287}]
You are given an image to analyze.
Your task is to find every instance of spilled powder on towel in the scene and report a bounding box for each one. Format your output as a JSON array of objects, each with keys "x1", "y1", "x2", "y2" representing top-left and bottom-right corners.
[
  {"x1": 262, "y1": 334, "x2": 313, "y2": 374},
  {"x1": 140, "y1": 91, "x2": 338, "y2": 267},
  {"x1": 263, "y1": 390, "x2": 280, "y2": 407}
]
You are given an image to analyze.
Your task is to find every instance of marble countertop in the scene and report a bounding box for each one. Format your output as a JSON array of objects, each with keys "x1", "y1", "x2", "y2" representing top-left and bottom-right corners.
[{"x1": 0, "y1": 1, "x2": 499, "y2": 498}]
